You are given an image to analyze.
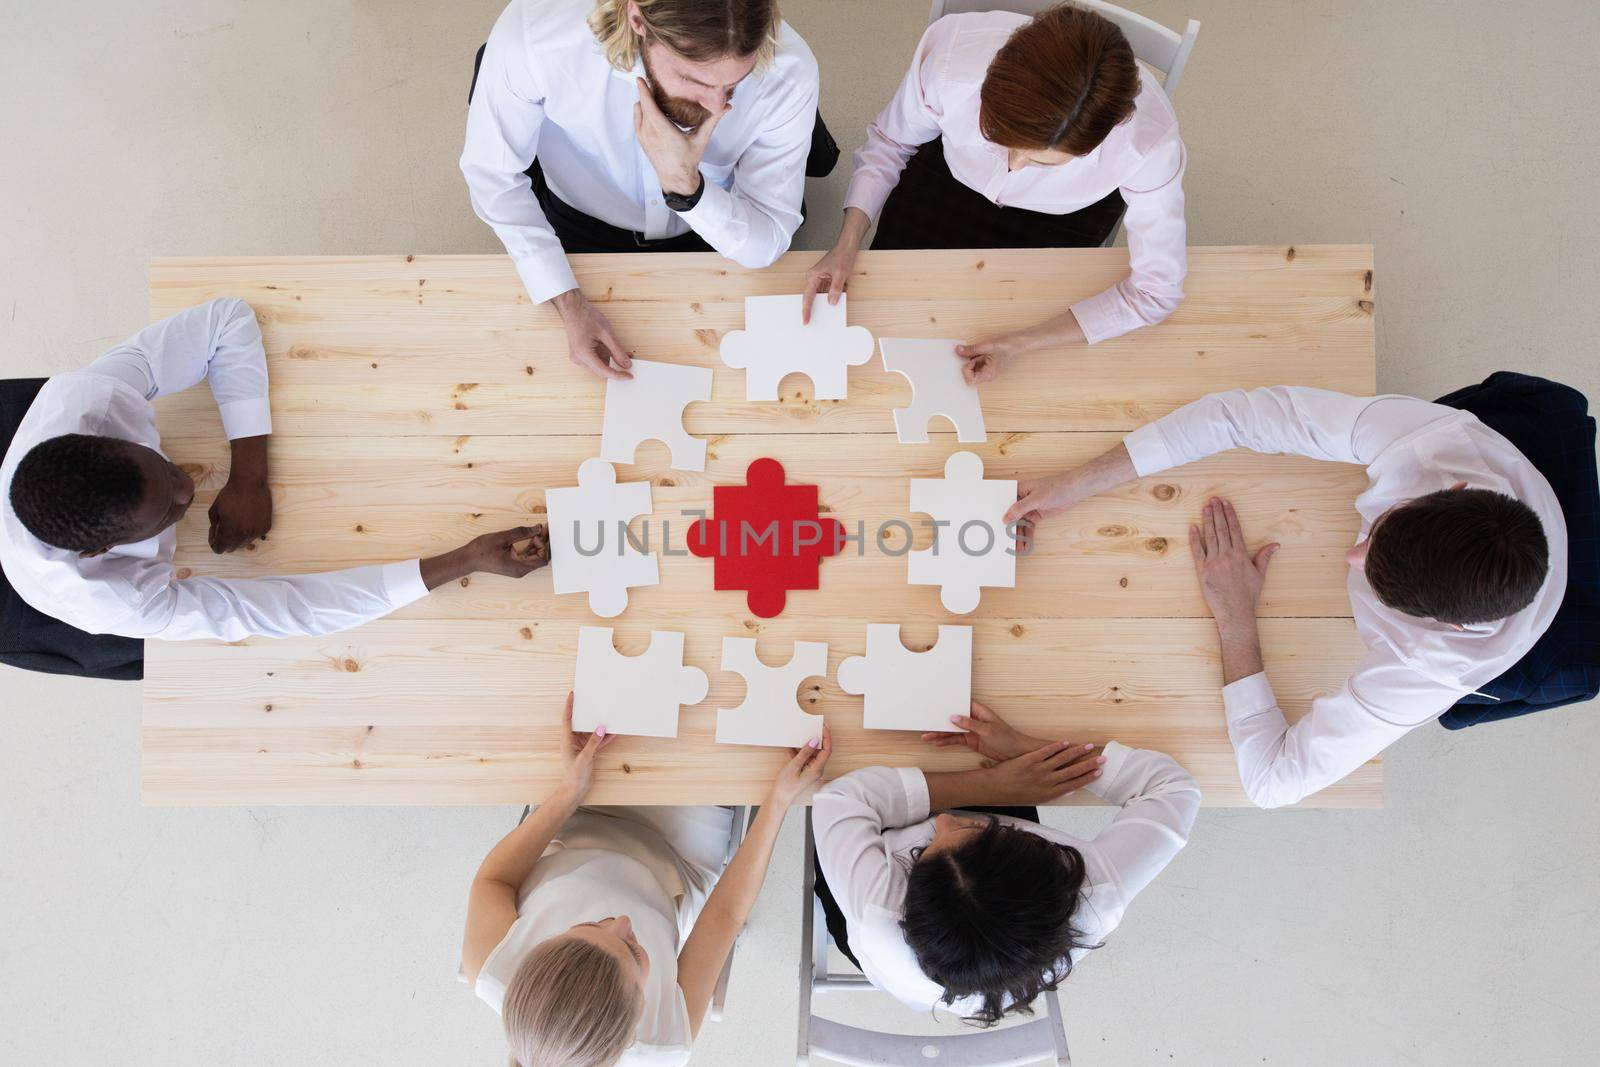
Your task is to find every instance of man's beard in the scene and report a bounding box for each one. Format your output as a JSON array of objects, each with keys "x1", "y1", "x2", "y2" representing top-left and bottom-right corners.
[{"x1": 641, "y1": 47, "x2": 714, "y2": 130}]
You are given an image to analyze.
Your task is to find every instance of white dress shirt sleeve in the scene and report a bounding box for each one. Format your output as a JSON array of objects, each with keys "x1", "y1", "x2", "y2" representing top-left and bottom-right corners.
[
  {"x1": 1121, "y1": 386, "x2": 1452, "y2": 476},
  {"x1": 1078, "y1": 741, "x2": 1201, "y2": 900},
  {"x1": 118, "y1": 559, "x2": 430, "y2": 642},
  {"x1": 461, "y1": 5, "x2": 578, "y2": 305},
  {"x1": 811, "y1": 766, "x2": 931, "y2": 929},
  {"x1": 85, "y1": 298, "x2": 272, "y2": 441},
  {"x1": 842, "y1": 20, "x2": 949, "y2": 223},
  {"x1": 1221, "y1": 659, "x2": 1458, "y2": 808},
  {"x1": 680, "y1": 65, "x2": 816, "y2": 267},
  {"x1": 1069, "y1": 133, "x2": 1189, "y2": 344}
]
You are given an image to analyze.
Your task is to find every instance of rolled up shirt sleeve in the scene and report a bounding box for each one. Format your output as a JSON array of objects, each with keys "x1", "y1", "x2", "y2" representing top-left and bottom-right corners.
[
  {"x1": 86, "y1": 298, "x2": 271, "y2": 441},
  {"x1": 812, "y1": 766, "x2": 930, "y2": 929},
  {"x1": 1121, "y1": 386, "x2": 1452, "y2": 477},
  {"x1": 113, "y1": 558, "x2": 430, "y2": 642},
  {"x1": 1069, "y1": 131, "x2": 1188, "y2": 343},
  {"x1": 461, "y1": 3, "x2": 577, "y2": 305},
  {"x1": 843, "y1": 19, "x2": 950, "y2": 223}
]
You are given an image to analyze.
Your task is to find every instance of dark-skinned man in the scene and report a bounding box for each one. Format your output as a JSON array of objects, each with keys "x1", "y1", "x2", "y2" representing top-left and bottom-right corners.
[{"x1": 1, "y1": 299, "x2": 547, "y2": 642}]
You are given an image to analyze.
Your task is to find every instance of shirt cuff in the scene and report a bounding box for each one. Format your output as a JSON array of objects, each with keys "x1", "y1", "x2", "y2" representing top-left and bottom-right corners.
[
  {"x1": 842, "y1": 176, "x2": 892, "y2": 225},
  {"x1": 1068, "y1": 288, "x2": 1133, "y2": 346},
  {"x1": 1222, "y1": 671, "x2": 1280, "y2": 725},
  {"x1": 680, "y1": 180, "x2": 738, "y2": 246},
  {"x1": 514, "y1": 248, "x2": 580, "y2": 307},
  {"x1": 381, "y1": 560, "x2": 430, "y2": 608},
  {"x1": 216, "y1": 397, "x2": 273, "y2": 441},
  {"x1": 1082, "y1": 740, "x2": 1131, "y2": 800},
  {"x1": 896, "y1": 766, "x2": 932, "y2": 823},
  {"x1": 1122, "y1": 421, "x2": 1176, "y2": 476}
]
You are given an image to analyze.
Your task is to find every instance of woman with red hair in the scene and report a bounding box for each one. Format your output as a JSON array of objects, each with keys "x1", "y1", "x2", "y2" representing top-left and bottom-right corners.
[{"x1": 805, "y1": 4, "x2": 1187, "y2": 381}]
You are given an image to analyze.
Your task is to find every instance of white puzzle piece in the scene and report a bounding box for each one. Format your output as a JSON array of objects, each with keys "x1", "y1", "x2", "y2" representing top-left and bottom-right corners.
[
  {"x1": 837, "y1": 624, "x2": 972, "y2": 733},
  {"x1": 719, "y1": 293, "x2": 874, "y2": 401},
  {"x1": 546, "y1": 458, "x2": 659, "y2": 618},
  {"x1": 600, "y1": 358, "x2": 714, "y2": 472},
  {"x1": 908, "y1": 451, "x2": 1017, "y2": 614},
  {"x1": 714, "y1": 637, "x2": 828, "y2": 748},
  {"x1": 879, "y1": 338, "x2": 987, "y2": 443},
  {"x1": 573, "y1": 626, "x2": 708, "y2": 738}
]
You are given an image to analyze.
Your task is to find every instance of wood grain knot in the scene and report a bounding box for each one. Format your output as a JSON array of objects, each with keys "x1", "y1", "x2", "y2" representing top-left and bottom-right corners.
[
  {"x1": 694, "y1": 328, "x2": 720, "y2": 349},
  {"x1": 1098, "y1": 524, "x2": 1128, "y2": 538},
  {"x1": 1144, "y1": 537, "x2": 1168, "y2": 554},
  {"x1": 176, "y1": 568, "x2": 193, "y2": 579},
  {"x1": 370, "y1": 362, "x2": 378, "y2": 369},
  {"x1": 658, "y1": 477, "x2": 676, "y2": 487},
  {"x1": 621, "y1": 763, "x2": 633, "y2": 774},
  {"x1": 264, "y1": 704, "x2": 272, "y2": 712},
  {"x1": 1009, "y1": 624, "x2": 1025, "y2": 637},
  {"x1": 342, "y1": 658, "x2": 360, "y2": 672},
  {"x1": 1151, "y1": 483, "x2": 1178, "y2": 502},
  {"x1": 520, "y1": 627, "x2": 533, "y2": 640},
  {"x1": 1357, "y1": 299, "x2": 1375, "y2": 314},
  {"x1": 351, "y1": 759, "x2": 363, "y2": 769},
  {"x1": 1119, "y1": 576, "x2": 1129, "y2": 588},
  {"x1": 1363, "y1": 270, "x2": 1373, "y2": 292},
  {"x1": 459, "y1": 577, "x2": 470, "y2": 588},
  {"x1": 524, "y1": 366, "x2": 535, "y2": 375},
  {"x1": 355, "y1": 524, "x2": 364, "y2": 533},
  {"x1": 1285, "y1": 246, "x2": 1296, "y2": 262}
]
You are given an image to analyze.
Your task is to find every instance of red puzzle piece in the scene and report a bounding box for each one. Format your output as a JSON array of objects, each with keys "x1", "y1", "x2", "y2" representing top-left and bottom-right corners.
[{"x1": 688, "y1": 458, "x2": 846, "y2": 618}]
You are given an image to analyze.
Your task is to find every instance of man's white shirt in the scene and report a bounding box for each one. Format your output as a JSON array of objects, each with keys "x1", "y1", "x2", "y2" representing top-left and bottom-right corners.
[
  {"x1": 462, "y1": 0, "x2": 820, "y2": 304},
  {"x1": 0, "y1": 299, "x2": 429, "y2": 642},
  {"x1": 1123, "y1": 386, "x2": 1568, "y2": 808}
]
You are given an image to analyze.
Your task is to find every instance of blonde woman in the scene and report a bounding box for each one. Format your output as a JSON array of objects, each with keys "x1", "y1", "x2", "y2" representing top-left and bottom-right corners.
[{"x1": 462, "y1": 695, "x2": 832, "y2": 1066}]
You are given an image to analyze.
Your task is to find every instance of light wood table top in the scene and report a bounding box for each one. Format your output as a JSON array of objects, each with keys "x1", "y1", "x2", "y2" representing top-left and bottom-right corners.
[{"x1": 144, "y1": 246, "x2": 1379, "y2": 806}]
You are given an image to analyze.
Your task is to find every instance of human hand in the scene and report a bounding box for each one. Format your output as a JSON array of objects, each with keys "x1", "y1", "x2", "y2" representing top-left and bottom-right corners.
[
  {"x1": 634, "y1": 77, "x2": 725, "y2": 196},
  {"x1": 557, "y1": 691, "x2": 615, "y2": 801},
  {"x1": 553, "y1": 289, "x2": 633, "y2": 381},
  {"x1": 208, "y1": 472, "x2": 273, "y2": 553},
  {"x1": 982, "y1": 740, "x2": 1105, "y2": 804},
  {"x1": 1189, "y1": 497, "x2": 1278, "y2": 636},
  {"x1": 801, "y1": 241, "x2": 859, "y2": 324},
  {"x1": 466, "y1": 524, "x2": 550, "y2": 579},
  {"x1": 954, "y1": 330, "x2": 1033, "y2": 385},
  {"x1": 1003, "y1": 470, "x2": 1086, "y2": 552},
  {"x1": 766, "y1": 722, "x2": 833, "y2": 807},
  {"x1": 920, "y1": 699, "x2": 1051, "y2": 763}
]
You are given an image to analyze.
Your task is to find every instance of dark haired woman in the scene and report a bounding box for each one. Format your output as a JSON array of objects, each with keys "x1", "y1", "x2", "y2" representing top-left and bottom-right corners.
[
  {"x1": 812, "y1": 700, "x2": 1199, "y2": 1022},
  {"x1": 804, "y1": 4, "x2": 1187, "y2": 381}
]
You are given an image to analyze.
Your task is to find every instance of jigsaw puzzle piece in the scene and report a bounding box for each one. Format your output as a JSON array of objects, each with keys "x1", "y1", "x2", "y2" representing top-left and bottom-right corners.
[
  {"x1": 718, "y1": 293, "x2": 874, "y2": 401},
  {"x1": 572, "y1": 626, "x2": 708, "y2": 738},
  {"x1": 600, "y1": 358, "x2": 714, "y2": 472},
  {"x1": 547, "y1": 458, "x2": 660, "y2": 618},
  {"x1": 688, "y1": 458, "x2": 846, "y2": 618},
  {"x1": 879, "y1": 338, "x2": 987, "y2": 443},
  {"x1": 837, "y1": 623, "x2": 973, "y2": 733},
  {"x1": 907, "y1": 451, "x2": 1017, "y2": 615},
  {"x1": 714, "y1": 637, "x2": 828, "y2": 748}
]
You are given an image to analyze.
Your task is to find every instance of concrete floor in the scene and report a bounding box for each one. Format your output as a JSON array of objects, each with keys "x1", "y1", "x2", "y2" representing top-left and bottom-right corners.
[{"x1": 1, "y1": 1, "x2": 1597, "y2": 1063}]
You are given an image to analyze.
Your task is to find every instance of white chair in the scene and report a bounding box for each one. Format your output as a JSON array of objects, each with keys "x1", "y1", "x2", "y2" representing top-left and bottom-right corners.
[
  {"x1": 797, "y1": 811, "x2": 1071, "y2": 1066},
  {"x1": 928, "y1": 0, "x2": 1200, "y2": 247}
]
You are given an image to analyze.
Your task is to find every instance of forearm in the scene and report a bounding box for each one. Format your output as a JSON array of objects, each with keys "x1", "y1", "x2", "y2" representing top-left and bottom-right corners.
[
  {"x1": 473, "y1": 783, "x2": 583, "y2": 890},
  {"x1": 1014, "y1": 308, "x2": 1088, "y2": 352},
  {"x1": 419, "y1": 543, "x2": 480, "y2": 591},
  {"x1": 226, "y1": 435, "x2": 269, "y2": 488},
  {"x1": 833, "y1": 207, "x2": 871, "y2": 253},
  {"x1": 1216, "y1": 615, "x2": 1266, "y2": 686},
  {"x1": 925, "y1": 768, "x2": 1003, "y2": 812},
  {"x1": 1054, "y1": 442, "x2": 1139, "y2": 510}
]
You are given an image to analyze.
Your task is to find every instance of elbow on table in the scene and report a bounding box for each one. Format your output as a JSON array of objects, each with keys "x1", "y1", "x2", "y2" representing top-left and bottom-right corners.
[{"x1": 1239, "y1": 769, "x2": 1305, "y2": 811}]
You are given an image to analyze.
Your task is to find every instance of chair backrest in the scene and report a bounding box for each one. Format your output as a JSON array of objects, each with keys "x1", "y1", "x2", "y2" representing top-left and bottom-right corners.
[
  {"x1": 928, "y1": 0, "x2": 1201, "y2": 96},
  {"x1": 797, "y1": 811, "x2": 1070, "y2": 1066}
]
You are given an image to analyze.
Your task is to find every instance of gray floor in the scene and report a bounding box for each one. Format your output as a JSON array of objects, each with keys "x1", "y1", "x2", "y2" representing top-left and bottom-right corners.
[{"x1": 1, "y1": 1, "x2": 1597, "y2": 1064}]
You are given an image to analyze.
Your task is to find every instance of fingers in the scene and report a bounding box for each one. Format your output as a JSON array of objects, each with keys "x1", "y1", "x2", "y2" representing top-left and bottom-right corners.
[
  {"x1": 968, "y1": 699, "x2": 994, "y2": 722},
  {"x1": 1043, "y1": 743, "x2": 1100, "y2": 775},
  {"x1": 1189, "y1": 522, "x2": 1204, "y2": 565},
  {"x1": 1002, "y1": 487, "x2": 1036, "y2": 527},
  {"x1": 1202, "y1": 499, "x2": 1220, "y2": 557},
  {"x1": 801, "y1": 274, "x2": 821, "y2": 324},
  {"x1": 634, "y1": 77, "x2": 660, "y2": 121},
  {"x1": 596, "y1": 324, "x2": 633, "y2": 373},
  {"x1": 1254, "y1": 542, "x2": 1280, "y2": 576},
  {"x1": 919, "y1": 732, "x2": 969, "y2": 749},
  {"x1": 1223, "y1": 499, "x2": 1244, "y2": 548},
  {"x1": 827, "y1": 270, "x2": 846, "y2": 305}
]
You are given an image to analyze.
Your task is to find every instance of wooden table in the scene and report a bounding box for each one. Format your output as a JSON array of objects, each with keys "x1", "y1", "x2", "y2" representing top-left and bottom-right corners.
[{"x1": 143, "y1": 246, "x2": 1379, "y2": 806}]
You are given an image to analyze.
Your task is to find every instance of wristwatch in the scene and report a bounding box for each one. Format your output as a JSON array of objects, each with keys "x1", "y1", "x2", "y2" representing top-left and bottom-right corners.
[{"x1": 663, "y1": 173, "x2": 706, "y2": 212}]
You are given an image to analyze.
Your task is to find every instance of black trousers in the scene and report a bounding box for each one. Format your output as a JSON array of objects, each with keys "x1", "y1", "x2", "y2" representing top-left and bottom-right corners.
[
  {"x1": 814, "y1": 804, "x2": 1043, "y2": 970},
  {"x1": 871, "y1": 138, "x2": 1126, "y2": 251}
]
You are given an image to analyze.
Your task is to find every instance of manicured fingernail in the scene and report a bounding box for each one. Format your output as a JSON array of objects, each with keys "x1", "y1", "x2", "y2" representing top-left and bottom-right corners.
[
  {"x1": 1093, "y1": 769, "x2": 1102, "y2": 776},
  {"x1": 808, "y1": 737, "x2": 821, "y2": 749},
  {"x1": 1096, "y1": 756, "x2": 1106, "y2": 764},
  {"x1": 950, "y1": 715, "x2": 963, "y2": 724},
  {"x1": 1084, "y1": 744, "x2": 1095, "y2": 751},
  {"x1": 596, "y1": 725, "x2": 607, "y2": 738}
]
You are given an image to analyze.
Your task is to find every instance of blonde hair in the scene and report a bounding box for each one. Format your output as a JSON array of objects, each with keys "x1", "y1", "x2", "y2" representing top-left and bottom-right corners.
[
  {"x1": 504, "y1": 935, "x2": 645, "y2": 1067},
  {"x1": 588, "y1": 0, "x2": 780, "y2": 72}
]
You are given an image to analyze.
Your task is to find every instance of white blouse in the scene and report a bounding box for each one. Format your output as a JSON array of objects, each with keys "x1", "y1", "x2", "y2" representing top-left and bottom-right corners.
[
  {"x1": 474, "y1": 807, "x2": 731, "y2": 1066},
  {"x1": 812, "y1": 746, "x2": 1201, "y2": 1016},
  {"x1": 844, "y1": 11, "x2": 1188, "y2": 343}
]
